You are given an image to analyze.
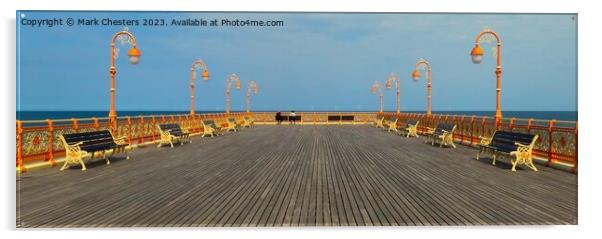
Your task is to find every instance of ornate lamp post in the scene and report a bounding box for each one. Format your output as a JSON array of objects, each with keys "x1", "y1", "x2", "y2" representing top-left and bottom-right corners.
[
  {"x1": 371, "y1": 81, "x2": 384, "y2": 113},
  {"x1": 190, "y1": 59, "x2": 210, "y2": 116},
  {"x1": 470, "y1": 28, "x2": 503, "y2": 126},
  {"x1": 108, "y1": 29, "x2": 141, "y2": 134},
  {"x1": 385, "y1": 73, "x2": 401, "y2": 114},
  {"x1": 246, "y1": 81, "x2": 258, "y2": 113},
  {"x1": 411, "y1": 58, "x2": 432, "y2": 116},
  {"x1": 226, "y1": 73, "x2": 241, "y2": 114}
]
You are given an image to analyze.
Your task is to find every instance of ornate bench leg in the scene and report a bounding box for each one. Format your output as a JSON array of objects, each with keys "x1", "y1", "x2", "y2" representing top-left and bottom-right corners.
[
  {"x1": 476, "y1": 148, "x2": 483, "y2": 160},
  {"x1": 511, "y1": 157, "x2": 519, "y2": 172},
  {"x1": 60, "y1": 160, "x2": 71, "y2": 171},
  {"x1": 492, "y1": 153, "x2": 497, "y2": 166}
]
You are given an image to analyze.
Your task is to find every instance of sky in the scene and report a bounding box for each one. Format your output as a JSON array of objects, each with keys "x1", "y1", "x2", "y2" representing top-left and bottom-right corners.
[{"x1": 16, "y1": 12, "x2": 577, "y2": 112}]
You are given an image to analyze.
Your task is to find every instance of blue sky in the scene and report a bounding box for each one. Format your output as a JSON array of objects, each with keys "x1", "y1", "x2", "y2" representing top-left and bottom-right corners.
[{"x1": 16, "y1": 12, "x2": 577, "y2": 112}]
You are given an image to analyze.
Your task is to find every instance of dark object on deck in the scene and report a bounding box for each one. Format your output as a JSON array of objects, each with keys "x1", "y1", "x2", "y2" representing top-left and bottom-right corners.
[
  {"x1": 59, "y1": 130, "x2": 130, "y2": 171},
  {"x1": 476, "y1": 131, "x2": 539, "y2": 172},
  {"x1": 275, "y1": 112, "x2": 283, "y2": 125}
]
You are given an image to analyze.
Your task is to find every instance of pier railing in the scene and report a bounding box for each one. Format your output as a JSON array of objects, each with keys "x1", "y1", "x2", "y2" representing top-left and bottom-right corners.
[
  {"x1": 16, "y1": 112, "x2": 251, "y2": 172},
  {"x1": 16, "y1": 111, "x2": 576, "y2": 173},
  {"x1": 379, "y1": 112, "x2": 578, "y2": 172},
  {"x1": 252, "y1": 111, "x2": 376, "y2": 125}
]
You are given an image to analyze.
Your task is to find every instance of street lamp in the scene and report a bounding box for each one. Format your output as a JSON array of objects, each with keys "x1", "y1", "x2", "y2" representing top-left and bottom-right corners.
[
  {"x1": 190, "y1": 59, "x2": 210, "y2": 116},
  {"x1": 411, "y1": 58, "x2": 432, "y2": 115},
  {"x1": 470, "y1": 28, "x2": 503, "y2": 126},
  {"x1": 246, "y1": 81, "x2": 258, "y2": 113},
  {"x1": 108, "y1": 29, "x2": 141, "y2": 134},
  {"x1": 385, "y1": 73, "x2": 401, "y2": 114},
  {"x1": 371, "y1": 81, "x2": 384, "y2": 113},
  {"x1": 226, "y1": 73, "x2": 241, "y2": 114}
]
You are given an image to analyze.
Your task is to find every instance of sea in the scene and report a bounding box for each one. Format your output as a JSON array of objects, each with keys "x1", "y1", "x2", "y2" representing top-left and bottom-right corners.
[{"x1": 16, "y1": 110, "x2": 578, "y2": 121}]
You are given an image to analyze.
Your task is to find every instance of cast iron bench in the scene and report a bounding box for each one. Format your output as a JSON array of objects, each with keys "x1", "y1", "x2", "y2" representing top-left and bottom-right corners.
[
  {"x1": 157, "y1": 123, "x2": 191, "y2": 147},
  {"x1": 243, "y1": 116, "x2": 255, "y2": 128},
  {"x1": 425, "y1": 123, "x2": 457, "y2": 148},
  {"x1": 401, "y1": 120, "x2": 420, "y2": 138},
  {"x1": 59, "y1": 130, "x2": 130, "y2": 171},
  {"x1": 385, "y1": 117, "x2": 399, "y2": 133},
  {"x1": 202, "y1": 119, "x2": 223, "y2": 137},
  {"x1": 374, "y1": 115, "x2": 385, "y2": 128},
  {"x1": 226, "y1": 117, "x2": 240, "y2": 132},
  {"x1": 476, "y1": 131, "x2": 539, "y2": 172}
]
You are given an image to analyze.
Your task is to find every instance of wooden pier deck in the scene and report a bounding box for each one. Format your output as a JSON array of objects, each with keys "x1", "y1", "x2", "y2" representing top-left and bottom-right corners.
[{"x1": 16, "y1": 125, "x2": 577, "y2": 227}]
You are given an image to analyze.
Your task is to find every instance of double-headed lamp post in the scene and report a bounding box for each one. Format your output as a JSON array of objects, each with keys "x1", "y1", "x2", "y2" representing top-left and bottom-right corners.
[
  {"x1": 385, "y1": 73, "x2": 401, "y2": 114},
  {"x1": 108, "y1": 30, "x2": 141, "y2": 134},
  {"x1": 190, "y1": 59, "x2": 210, "y2": 116},
  {"x1": 411, "y1": 58, "x2": 432, "y2": 116},
  {"x1": 470, "y1": 29, "x2": 503, "y2": 126},
  {"x1": 226, "y1": 73, "x2": 241, "y2": 114},
  {"x1": 371, "y1": 81, "x2": 384, "y2": 113},
  {"x1": 246, "y1": 81, "x2": 258, "y2": 113}
]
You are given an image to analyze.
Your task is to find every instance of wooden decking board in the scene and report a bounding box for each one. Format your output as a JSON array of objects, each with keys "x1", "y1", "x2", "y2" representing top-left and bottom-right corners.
[{"x1": 16, "y1": 126, "x2": 577, "y2": 227}]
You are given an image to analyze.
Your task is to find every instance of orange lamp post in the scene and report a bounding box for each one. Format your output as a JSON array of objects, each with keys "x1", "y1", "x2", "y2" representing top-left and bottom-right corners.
[
  {"x1": 411, "y1": 58, "x2": 432, "y2": 116},
  {"x1": 108, "y1": 30, "x2": 141, "y2": 135},
  {"x1": 190, "y1": 59, "x2": 210, "y2": 116},
  {"x1": 385, "y1": 73, "x2": 401, "y2": 114},
  {"x1": 371, "y1": 81, "x2": 384, "y2": 113},
  {"x1": 470, "y1": 29, "x2": 503, "y2": 126},
  {"x1": 246, "y1": 81, "x2": 258, "y2": 113},
  {"x1": 226, "y1": 73, "x2": 241, "y2": 114}
]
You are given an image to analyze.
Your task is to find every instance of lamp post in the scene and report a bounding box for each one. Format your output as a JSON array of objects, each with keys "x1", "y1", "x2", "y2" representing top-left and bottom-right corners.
[
  {"x1": 246, "y1": 81, "x2": 258, "y2": 113},
  {"x1": 470, "y1": 28, "x2": 503, "y2": 126},
  {"x1": 190, "y1": 59, "x2": 210, "y2": 116},
  {"x1": 385, "y1": 73, "x2": 401, "y2": 114},
  {"x1": 371, "y1": 81, "x2": 384, "y2": 113},
  {"x1": 411, "y1": 58, "x2": 432, "y2": 116},
  {"x1": 108, "y1": 30, "x2": 141, "y2": 135},
  {"x1": 226, "y1": 73, "x2": 241, "y2": 114}
]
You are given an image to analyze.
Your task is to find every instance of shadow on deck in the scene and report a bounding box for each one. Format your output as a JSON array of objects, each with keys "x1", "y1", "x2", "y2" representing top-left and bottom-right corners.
[{"x1": 16, "y1": 125, "x2": 577, "y2": 227}]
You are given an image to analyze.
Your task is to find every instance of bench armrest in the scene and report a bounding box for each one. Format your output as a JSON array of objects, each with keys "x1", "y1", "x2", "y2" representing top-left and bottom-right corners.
[
  {"x1": 515, "y1": 142, "x2": 530, "y2": 147},
  {"x1": 114, "y1": 136, "x2": 128, "y2": 144},
  {"x1": 478, "y1": 136, "x2": 492, "y2": 145},
  {"x1": 68, "y1": 141, "x2": 84, "y2": 147}
]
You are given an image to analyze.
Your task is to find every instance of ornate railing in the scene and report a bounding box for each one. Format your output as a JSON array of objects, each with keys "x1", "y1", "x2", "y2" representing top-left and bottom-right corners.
[
  {"x1": 379, "y1": 112, "x2": 578, "y2": 172},
  {"x1": 16, "y1": 112, "x2": 251, "y2": 172},
  {"x1": 252, "y1": 111, "x2": 376, "y2": 124},
  {"x1": 16, "y1": 111, "x2": 576, "y2": 173}
]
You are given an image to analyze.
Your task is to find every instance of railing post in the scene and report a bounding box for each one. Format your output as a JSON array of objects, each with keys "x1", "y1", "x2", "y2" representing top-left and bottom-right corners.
[
  {"x1": 151, "y1": 116, "x2": 157, "y2": 141},
  {"x1": 71, "y1": 118, "x2": 79, "y2": 131},
  {"x1": 480, "y1": 115, "x2": 487, "y2": 138},
  {"x1": 139, "y1": 116, "x2": 145, "y2": 144},
  {"x1": 470, "y1": 116, "x2": 476, "y2": 145},
  {"x1": 92, "y1": 117, "x2": 99, "y2": 129},
  {"x1": 509, "y1": 117, "x2": 515, "y2": 131},
  {"x1": 547, "y1": 120, "x2": 556, "y2": 167},
  {"x1": 16, "y1": 120, "x2": 26, "y2": 173},
  {"x1": 46, "y1": 119, "x2": 56, "y2": 166},
  {"x1": 127, "y1": 116, "x2": 132, "y2": 145},
  {"x1": 573, "y1": 122, "x2": 578, "y2": 173}
]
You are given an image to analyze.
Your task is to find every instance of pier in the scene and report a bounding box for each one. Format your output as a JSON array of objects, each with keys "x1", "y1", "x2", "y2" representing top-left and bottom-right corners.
[{"x1": 16, "y1": 113, "x2": 577, "y2": 227}]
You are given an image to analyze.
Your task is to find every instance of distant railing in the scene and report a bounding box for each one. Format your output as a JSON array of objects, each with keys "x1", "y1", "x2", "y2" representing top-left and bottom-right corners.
[
  {"x1": 379, "y1": 112, "x2": 578, "y2": 173},
  {"x1": 252, "y1": 111, "x2": 376, "y2": 124},
  {"x1": 16, "y1": 112, "x2": 251, "y2": 172}
]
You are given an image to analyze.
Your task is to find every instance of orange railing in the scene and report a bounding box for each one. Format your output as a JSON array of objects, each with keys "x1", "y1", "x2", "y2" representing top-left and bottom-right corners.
[
  {"x1": 379, "y1": 112, "x2": 578, "y2": 173},
  {"x1": 16, "y1": 112, "x2": 251, "y2": 173},
  {"x1": 252, "y1": 111, "x2": 376, "y2": 124},
  {"x1": 16, "y1": 111, "x2": 577, "y2": 173}
]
